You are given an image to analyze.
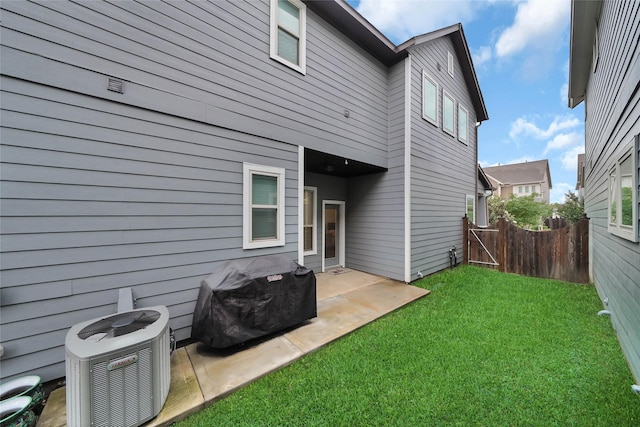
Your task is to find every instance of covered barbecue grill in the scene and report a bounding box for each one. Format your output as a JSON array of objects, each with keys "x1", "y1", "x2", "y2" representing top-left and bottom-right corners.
[{"x1": 191, "y1": 255, "x2": 317, "y2": 348}]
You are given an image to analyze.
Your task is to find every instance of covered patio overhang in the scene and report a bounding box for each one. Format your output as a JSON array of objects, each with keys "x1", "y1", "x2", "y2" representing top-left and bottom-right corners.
[{"x1": 305, "y1": 148, "x2": 387, "y2": 178}]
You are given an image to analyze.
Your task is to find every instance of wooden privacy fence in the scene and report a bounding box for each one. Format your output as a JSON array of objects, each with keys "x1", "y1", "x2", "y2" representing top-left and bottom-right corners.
[{"x1": 463, "y1": 216, "x2": 590, "y2": 284}]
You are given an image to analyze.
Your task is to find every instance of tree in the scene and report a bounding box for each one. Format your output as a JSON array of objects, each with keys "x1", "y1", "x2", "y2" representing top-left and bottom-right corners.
[
  {"x1": 505, "y1": 193, "x2": 552, "y2": 229},
  {"x1": 487, "y1": 196, "x2": 511, "y2": 225},
  {"x1": 557, "y1": 191, "x2": 585, "y2": 224}
]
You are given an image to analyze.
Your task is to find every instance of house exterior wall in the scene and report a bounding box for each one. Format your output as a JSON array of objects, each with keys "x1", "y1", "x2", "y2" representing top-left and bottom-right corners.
[
  {"x1": 0, "y1": 75, "x2": 299, "y2": 381},
  {"x1": 581, "y1": 0, "x2": 640, "y2": 381},
  {"x1": 510, "y1": 180, "x2": 549, "y2": 203},
  {"x1": 345, "y1": 60, "x2": 407, "y2": 281},
  {"x1": 0, "y1": 0, "x2": 390, "y2": 168},
  {"x1": 0, "y1": 1, "x2": 487, "y2": 382},
  {"x1": 408, "y1": 38, "x2": 478, "y2": 277},
  {"x1": 0, "y1": 0, "x2": 390, "y2": 382}
]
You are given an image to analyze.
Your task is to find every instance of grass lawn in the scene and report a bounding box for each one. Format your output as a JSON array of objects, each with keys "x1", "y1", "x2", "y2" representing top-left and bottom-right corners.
[{"x1": 177, "y1": 265, "x2": 640, "y2": 426}]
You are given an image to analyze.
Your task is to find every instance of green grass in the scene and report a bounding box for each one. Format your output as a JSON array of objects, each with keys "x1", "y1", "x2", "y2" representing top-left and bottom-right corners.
[{"x1": 178, "y1": 266, "x2": 640, "y2": 426}]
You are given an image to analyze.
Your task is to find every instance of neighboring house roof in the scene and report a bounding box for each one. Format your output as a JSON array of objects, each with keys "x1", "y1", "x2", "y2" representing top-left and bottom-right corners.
[
  {"x1": 483, "y1": 159, "x2": 552, "y2": 189},
  {"x1": 304, "y1": 1, "x2": 489, "y2": 122},
  {"x1": 568, "y1": 0, "x2": 603, "y2": 108},
  {"x1": 478, "y1": 165, "x2": 493, "y2": 191}
]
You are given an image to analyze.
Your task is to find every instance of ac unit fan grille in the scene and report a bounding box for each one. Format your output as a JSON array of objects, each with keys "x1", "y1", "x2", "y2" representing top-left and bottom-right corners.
[{"x1": 79, "y1": 310, "x2": 161, "y2": 340}]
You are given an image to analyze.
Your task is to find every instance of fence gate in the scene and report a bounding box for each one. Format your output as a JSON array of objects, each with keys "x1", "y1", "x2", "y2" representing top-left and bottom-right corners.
[
  {"x1": 466, "y1": 226, "x2": 499, "y2": 268},
  {"x1": 462, "y1": 216, "x2": 590, "y2": 284}
]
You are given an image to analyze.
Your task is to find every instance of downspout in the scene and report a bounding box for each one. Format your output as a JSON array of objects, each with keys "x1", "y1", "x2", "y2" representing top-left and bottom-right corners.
[
  {"x1": 404, "y1": 54, "x2": 412, "y2": 283},
  {"x1": 297, "y1": 146, "x2": 305, "y2": 265}
]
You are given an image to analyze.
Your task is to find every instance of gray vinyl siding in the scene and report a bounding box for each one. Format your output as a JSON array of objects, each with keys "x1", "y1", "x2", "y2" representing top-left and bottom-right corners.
[
  {"x1": 409, "y1": 39, "x2": 478, "y2": 277},
  {"x1": 0, "y1": 76, "x2": 299, "y2": 382},
  {"x1": 346, "y1": 61, "x2": 407, "y2": 281},
  {"x1": 583, "y1": 0, "x2": 640, "y2": 380},
  {"x1": 0, "y1": 0, "x2": 392, "y2": 383},
  {"x1": 0, "y1": 0, "x2": 488, "y2": 383},
  {"x1": 0, "y1": 0, "x2": 389, "y2": 169}
]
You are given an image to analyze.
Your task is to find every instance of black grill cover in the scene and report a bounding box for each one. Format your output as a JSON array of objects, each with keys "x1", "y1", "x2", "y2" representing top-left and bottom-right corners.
[{"x1": 191, "y1": 255, "x2": 317, "y2": 348}]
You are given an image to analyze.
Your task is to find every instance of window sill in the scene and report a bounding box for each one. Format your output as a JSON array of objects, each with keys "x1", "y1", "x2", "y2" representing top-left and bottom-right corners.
[{"x1": 608, "y1": 226, "x2": 639, "y2": 243}]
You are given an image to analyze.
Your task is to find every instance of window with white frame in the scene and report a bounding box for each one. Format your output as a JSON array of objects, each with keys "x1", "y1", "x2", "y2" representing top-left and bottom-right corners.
[
  {"x1": 443, "y1": 90, "x2": 455, "y2": 136},
  {"x1": 270, "y1": 0, "x2": 306, "y2": 74},
  {"x1": 447, "y1": 51, "x2": 454, "y2": 77},
  {"x1": 303, "y1": 186, "x2": 317, "y2": 254},
  {"x1": 466, "y1": 194, "x2": 475, "y2": 223},
  {"x1": 608, "y1": 136, "x2": 638, "y2": 242},
  {"x1": 243, "y1": 163, "x2": 286, "y2": 249},
  {"x1": 422, "y1": 71, "x2": 438, "y2": 126},
  {"x1": 458, "y1": 104, "x2": 468, "y2": 144}
]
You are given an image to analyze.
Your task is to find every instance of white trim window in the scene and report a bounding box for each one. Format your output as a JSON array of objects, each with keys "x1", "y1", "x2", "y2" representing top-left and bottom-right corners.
[
  {"x1": 608, "y1": 136, "x2": 638, "y2": 242},
  {"x1": 303, "y1": 186, "x2": 317, "y2": 255},
  {"x1": 458, "y1": 104, "x2": 468, "y2": 144},
  {"x1": 447, "y1": 51, "x2": 454, "y2": 77},
  {"x1": 466, "y1": 194, "x2": 475, "y2": 223},
  {"x1": 243, "y1": 163, "x2": 286, "y2": 249},
  {"x1": 443, "y1": 90, "x2": 456, "y2": 136},
  {"x1": 270, "y1": 0, "x2": 306, "y2": 74},
  {"x1": 422, "y1": 71, "x2": 438, "y2": 126}
]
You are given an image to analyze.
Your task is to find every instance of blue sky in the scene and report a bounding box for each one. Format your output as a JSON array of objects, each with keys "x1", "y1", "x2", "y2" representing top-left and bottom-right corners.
[{"x1": 347, "y1": 0, "x2": 584, "y2": 204}]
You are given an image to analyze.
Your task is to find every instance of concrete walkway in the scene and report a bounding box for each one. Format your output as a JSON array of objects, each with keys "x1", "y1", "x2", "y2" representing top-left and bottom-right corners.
[{"x1": 38, "y1": 269, "x2": 430, "y2": 427}]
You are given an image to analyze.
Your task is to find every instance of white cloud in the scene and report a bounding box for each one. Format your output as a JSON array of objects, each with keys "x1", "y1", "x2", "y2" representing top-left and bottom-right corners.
[
  {"x1": 560, "y1": 82, "x2": 569, "y2": 106},
  {"x1": 550, "y1": 182, "x2": 574, "y2": 204},
  {"x1": 509, "y1": 115, "x2": 581, "y2": 140},
  {"x1": 495, "y1": 0, "x2": 571, "y2": 58},
  {"x1": 356, "y1": 0, "x2": 484, "y2": 43},
  {"x1": 560, "y1": 145, "x2": 585, "y2": 171},
  {"x1": 543, "y1": 131, "x2": 583, "y2": 155},
  {"x1": 560, "y1": 59, "x2": 570, "y2": 105},
  {"x1": 472, "y1": 46, "x2": 493, "y2": 67}
]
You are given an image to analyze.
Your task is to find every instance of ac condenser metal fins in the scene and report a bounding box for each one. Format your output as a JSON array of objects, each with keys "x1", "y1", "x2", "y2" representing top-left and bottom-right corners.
[{"x1": 65, "y1": 305, "x2": 171, "y2": 427}]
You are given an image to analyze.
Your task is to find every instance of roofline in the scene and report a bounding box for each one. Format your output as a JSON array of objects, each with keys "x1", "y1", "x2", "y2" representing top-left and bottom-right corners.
[
  {"x1": 478, "y1": 165, "x2": 493, "y2": 189},
  {"x1": 399, "y1": 24, "x2": 489, "y2": 122},
  {"x1": 304, "y1": 0, "x2": 403, "y2": 66},
  {"x1": 568, "y1": 0, "x2": 603, "y2": 108},
  {"x1": 304, "y1": 1, "x2": 488, "y2": 122},
  {"x1": 483, "y1": 159, "x2": 552, "y2": 189}
]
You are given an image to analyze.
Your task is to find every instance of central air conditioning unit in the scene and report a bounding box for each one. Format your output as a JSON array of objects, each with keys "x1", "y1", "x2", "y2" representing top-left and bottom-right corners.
[{"x1": 65, "y1": 305, "x2": 171, "y2": 427}]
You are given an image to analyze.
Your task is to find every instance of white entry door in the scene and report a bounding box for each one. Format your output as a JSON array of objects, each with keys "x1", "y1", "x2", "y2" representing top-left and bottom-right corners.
[{"x1": 322, "y1": 201, "x2": 345, "y2": 271}]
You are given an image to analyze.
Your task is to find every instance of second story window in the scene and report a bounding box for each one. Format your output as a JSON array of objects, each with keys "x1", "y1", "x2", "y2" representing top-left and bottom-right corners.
[
  {"x1": 270, "y1": 0, "x2": 307, "y2": 74},
  {"x1": 443, "y1": 90, "x2": 455, "y2": 136},
  {"x1": 458, "y1": 104, "x2": 468, "y2": 144},
  {"x1": 422, "y1": 71, "x2": 438, "y2": 126}
]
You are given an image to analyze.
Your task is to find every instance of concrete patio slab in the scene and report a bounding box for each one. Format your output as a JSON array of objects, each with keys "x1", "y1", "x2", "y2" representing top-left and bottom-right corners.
[
  {"x1": 315, "y1": 269, "x2": 378, "y2": 301},
  {"x1": 283, "y1": 295, "x2": 379, "y2": 353},
  {"x1": 343, "y1": 279, "x2": 429, "y2": 314},
  {"x1": 145, "y1": 347, "x2": 204, "y2": 427},
  {"x1": 186, "y1": 336, "x2": 303, "y2": 402},
  {"x1": 36, "y1": 270, "x2": 430, "y2": 427}
]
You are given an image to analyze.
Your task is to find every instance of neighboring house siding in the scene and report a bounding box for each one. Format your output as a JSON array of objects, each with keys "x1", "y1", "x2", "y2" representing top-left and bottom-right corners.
[
  {"x1": 346, "y1": 61, "x2": 406, "y2": 281},
  {"x1": 582, "y1": 0, "x2": 640, "y2": 380},
  {"x1": 0, "y1": 0, "x2": 389, "y2": 169},
  {"x1": 0, "y1": 76, "x2": 299, "y2": 381},
  {"x1": 409, "y1": 39, "x2": 477, "y2": 276}
]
